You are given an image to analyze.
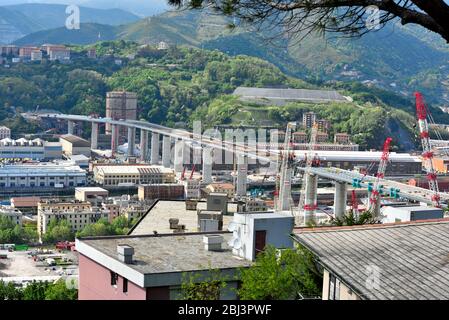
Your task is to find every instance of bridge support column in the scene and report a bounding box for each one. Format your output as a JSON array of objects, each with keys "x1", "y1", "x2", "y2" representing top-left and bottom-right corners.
[
  {"x1": 174, "y1": 140, "x2": 185, "y2": 173},
  {"x1": 279, "y1": 168, "x2": 292, "y2": 211},
  {"x1": 236, "y1": 154, "x2": 248, "y2": 198},
  {"x1": 150, "y1": 133, "x2": 160, "y2": 165},
  {"x1": 140, "y1": 129, "x2": 149, "y2": 161},
  {"x1": 111, "y1": 124, "x2": 119, "y2": 154},
  {"x1": 369, "y1": 191, "x2": 381, "y2": 220},
  {"x1": 334, "y1": 181, "x2": 347, "y2": 219},
  {"x1": 91, "y1": 122, "x2": 99, "y2": 150},
  {"x1": 202, "y1": 147, "x2": 213, "y2": 184},
  {"x1": 127, "y1": 127, "x2": 136, "y2": 157},
  {"x1": 67, "y1": 120, "x2": 75, "y2": 135},
  {"x1": 162, "y1": 135, "x2": 171, "y2": 168},
  {"x1": 304, "y1": 173, "x2": 318, "y2": 225}
]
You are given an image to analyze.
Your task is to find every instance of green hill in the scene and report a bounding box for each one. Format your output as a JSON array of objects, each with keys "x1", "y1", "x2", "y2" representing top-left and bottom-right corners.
[{"x1": 13, "y1": 9, "x2": 449, "y2": 104}]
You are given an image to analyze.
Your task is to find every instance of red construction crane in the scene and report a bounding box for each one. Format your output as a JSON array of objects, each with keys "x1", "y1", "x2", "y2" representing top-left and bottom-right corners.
[
  {"x1": 181, "y1": 166, "x2": 187, "y2": 181},
  {"x1": 368, "y1": 137, "x2": 392, "y2": 213},
  {"x1": 189, "y1": 164, "x2": 196, "y2": 180},
  {"x1": 351, "y1": 190, "x2": 359, "y2": 216},
  {"x1": 415, "y1": 92, "x2": 441, "y2": 207}
]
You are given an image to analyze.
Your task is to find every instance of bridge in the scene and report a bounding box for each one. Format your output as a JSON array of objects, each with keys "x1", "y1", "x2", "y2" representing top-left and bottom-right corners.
[{"x1": 38, "y1": 113, "x2": 448, "y2": 220}]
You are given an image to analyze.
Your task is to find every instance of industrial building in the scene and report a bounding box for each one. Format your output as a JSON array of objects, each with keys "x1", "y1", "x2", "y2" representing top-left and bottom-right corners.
[
  {"x1": 0, "y1": 138, "x2": 62, "y2": 160},
  {"x1": 0, "y1": 161, "x2": 86, "y2": 189},
  {"x1": 93, "y1": 165, "x2": 175, "y2": 186},
  {"x1": 60, "y1": 135, "x2": 91, "y2": 157},
  {"x1": 293, "y1": 219, "x2": 449, "y2": 300},
  {"x1": 75, "y1": 187, "x2": 109, "y2": 203},
  {"x1": 138, "y1": 184, "x2": 185, "y2": 201},
  {"x1": 233, "y1": 87, "x2": 349, "y2": 106},
  {"x1": 381, "y1": 205, "x2": 444, "y2": 223},
  {"x1": 293, "y1": 150, "x2": 422, "y2": 175}
]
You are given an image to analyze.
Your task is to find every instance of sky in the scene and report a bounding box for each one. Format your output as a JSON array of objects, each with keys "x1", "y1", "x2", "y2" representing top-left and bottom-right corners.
[{"x1": 0, "y1": 0, "x2": 169, "y2": 16}]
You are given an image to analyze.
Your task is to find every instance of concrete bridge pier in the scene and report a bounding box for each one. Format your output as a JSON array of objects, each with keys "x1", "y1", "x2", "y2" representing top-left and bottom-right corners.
[
  {"x1": 150, "y1": 133, "x2": 160, "y2": 165},
  {"x1": 140, "y1": 129, "x2": 149, "y2": 161},
  {"x1": 127, "y1": 127, "x2": 136, "y2": 157},
  {"x1": 111, "y1": 124, "x2": 119, "y2": 154},
  {"x1": 174, "y1": 139, "x2": 185, "y2": 173},
  {"x1": 91, "y1": 122, "x2": 99, "y2": 150},
  {"x1": 162, "y1": 135, "x2": 171, "y2": 168},
  {"x1": 304, "y1": 173, "x2": 318, "y2": 225},
  {"x1": 67, "y1": 120, "x2": 75, "y2": 135},
  {"x1": 334, "y1": 181, "x2": 348, "y2": 219},
  {"x1": 202, "y1": 147, "x2": 213, "y2": 184},
  {"x1": 279, "y1": 168, "x2": 292, "y2": 211},
  {"x1": 236, "y1": 154, "x2": 248, "y2": 198}
]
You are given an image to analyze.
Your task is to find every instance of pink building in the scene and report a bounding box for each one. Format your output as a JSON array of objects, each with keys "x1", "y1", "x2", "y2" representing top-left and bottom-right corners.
[{"x1": 76, "y1": 232, "x2": 250, "y2": 300}]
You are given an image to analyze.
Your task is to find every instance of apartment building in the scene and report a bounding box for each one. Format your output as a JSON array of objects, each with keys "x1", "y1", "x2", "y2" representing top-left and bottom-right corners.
[
  {"x1": 37, "y1": 200, "x2": 109, "y2": 238},
  {"x1": 0, "y1": 126, "x2": 11, "y2": 139}
]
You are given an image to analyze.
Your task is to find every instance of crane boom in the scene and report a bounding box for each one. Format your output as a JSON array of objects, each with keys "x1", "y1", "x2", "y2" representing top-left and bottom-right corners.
[
  {"x1": 368, "y1": 137, "x2": 392, "y2": 213},
  {"x1": 415, "y1": 92, "x2": 441, "y2": 207}
]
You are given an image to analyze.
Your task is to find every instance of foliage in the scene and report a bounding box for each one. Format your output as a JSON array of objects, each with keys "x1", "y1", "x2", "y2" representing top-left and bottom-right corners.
[
  {"x1": 44, "y1": 279, "x2": 77, "y2": 300},
  {"x1": 180, "y1": 268, "x2": 229, "y2": 300},
  {"x1": 332, "y1": 211, "x2": 375, "y2": 226},
  {"x1": 75, "y1": 216, "x2": 136, "y2": 238},
  {"x1": 0, "y1": 279, "x2": 77, "y2": 300},
  {"x1": 0, "y1": 216, "x2": 38, "y2": 244},
  {"x1": 42, "y1": 219, "x2": 75, "y2": 244},
  {"x1": 238, "y1": 246, "x2": 322, "y2": 300}
]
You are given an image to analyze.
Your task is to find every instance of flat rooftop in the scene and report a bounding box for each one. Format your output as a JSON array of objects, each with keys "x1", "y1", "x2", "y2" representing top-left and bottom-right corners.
[
  {"x1": 75, "y1": 187, "x2": 108, "y2": 193},
  {"x1": 77, "y1": 232, "x2": 251, "y2": 276},
  {"x1": 293, "y1": 219, "x2": 449, "y2": 300},
  {"x1": 233, "y1": 87, "x2": 348, "y2": 105},
  {"x1": 130, "y1": 200, "x2": 237, "y2": 235}
]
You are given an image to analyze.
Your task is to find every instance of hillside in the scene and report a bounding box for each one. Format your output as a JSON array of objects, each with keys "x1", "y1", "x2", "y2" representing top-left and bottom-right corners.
[
  {"x1": 1, "y1": 41, "x2": 444, "y2": 150},
  {"x1": 13, "y1": 9, "x2": 449, "y2": 105},
  {"x1": 0, "y1": 3, "x2": 139, "y2": 44},
  {"x1": 15, "y1": 23, "x2": 119, "y2": 46}
]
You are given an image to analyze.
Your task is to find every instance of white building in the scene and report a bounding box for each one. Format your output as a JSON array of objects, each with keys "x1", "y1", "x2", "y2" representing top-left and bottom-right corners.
[
  {"x1": 0, "y1": 138, "x2": 62, "y2": 160},
  {"x1": 0, "y1": 206, "x2": 22, "y2": 226},
  {"x1": 0, "y1": 126, "x2": 11, "y2": 139},
  {"x1": 0, "y1": 161, "x2": 86, "y2": 189},
  {"x1": 184, "y1": 179, "x2": 201, "y2": 199},
  {"x1": 30, "y1": 50, "x2": 43, "y2": 61},
  {"x1": 49, "y1": 48, "x2": 70, "y2": 61}
]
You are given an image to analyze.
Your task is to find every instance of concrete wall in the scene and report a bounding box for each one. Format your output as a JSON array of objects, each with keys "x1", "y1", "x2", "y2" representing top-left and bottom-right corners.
[{"x1": 78, "y1": 254, "x2": 147, "y2": 300}]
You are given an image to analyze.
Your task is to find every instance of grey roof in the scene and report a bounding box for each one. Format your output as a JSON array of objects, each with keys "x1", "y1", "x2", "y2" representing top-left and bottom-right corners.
[
  {"x1": 60, "y1": 134, "x2": 90, "y2": 147},
  {"x1": 293, "y1": 220, "x2": 449, "y2": 300},
  {"x1": 233, "y1": 87, "x2": 348, "y2": 105},
  {"x1": 79, "y1": 232, "x2": 251, "y2": 275}
]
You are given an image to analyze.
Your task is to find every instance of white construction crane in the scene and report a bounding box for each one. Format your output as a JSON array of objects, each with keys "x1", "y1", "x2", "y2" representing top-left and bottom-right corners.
[
  {"x1": 277, "y1": 122, "x2": 297, "y2": 212},
  {"x1": 297, "y1": 123, "x2": 320, "y2": 224}
]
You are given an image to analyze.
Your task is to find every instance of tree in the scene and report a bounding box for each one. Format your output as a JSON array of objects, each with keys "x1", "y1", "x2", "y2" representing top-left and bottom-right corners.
[
  {"x1": 180, "y1": 269, "x2": 229, "y2": 300},
  {"x1": 0, "y1": 281, "x2": 23, "y2": 300},
  {"x1": 238, "y1": 246, "x2": 322, "y2": 300},
  {"x1": 167, "y1": 0, "x2": 449, "y2": 43},
  {"x1": 22, "y1": 281, "x2": 50, "y2": 300},
  {"x1": 44, "y1": 279, "x2": 78, "y2": 300}
]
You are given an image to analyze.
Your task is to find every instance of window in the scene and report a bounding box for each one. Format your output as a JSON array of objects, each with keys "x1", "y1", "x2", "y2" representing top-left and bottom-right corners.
[
  {"x1": 329, "y1": 274, "x2": 340, "y2": 300},
  {"x1": 123, "y1": 278, "x2": 128, "y2": 293},
  {"x1": 110, "y1": 271, "x2": 118, "y2": 287}
]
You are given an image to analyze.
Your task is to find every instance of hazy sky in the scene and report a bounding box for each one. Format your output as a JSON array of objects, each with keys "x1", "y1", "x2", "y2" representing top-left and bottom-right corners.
[{"x1": 0, "y1": 0, "x2": 169, "y2": 16}]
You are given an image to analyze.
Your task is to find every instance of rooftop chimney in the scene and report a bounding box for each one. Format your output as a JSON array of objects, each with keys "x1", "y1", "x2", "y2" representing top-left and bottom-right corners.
[
  {"x1": 117, "y1": 244, "x2": 134, "y2": 264},
  {"x1": 203, "y1": 235, "x2": 223, "y2": 252}
]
